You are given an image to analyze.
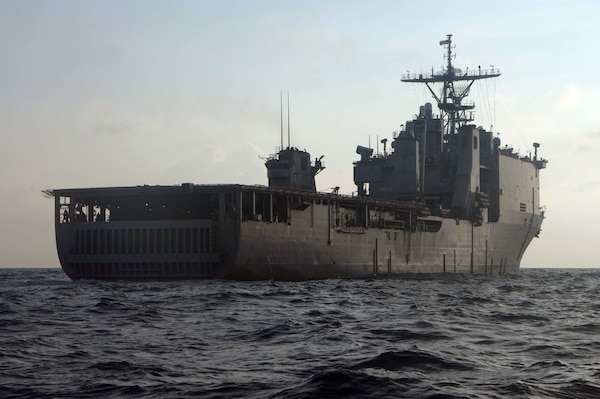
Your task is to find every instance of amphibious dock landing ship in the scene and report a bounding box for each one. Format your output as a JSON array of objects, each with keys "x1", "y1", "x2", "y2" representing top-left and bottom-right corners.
[{"x1": 45, "y1": 35, "x2": 547, "y2": 281}]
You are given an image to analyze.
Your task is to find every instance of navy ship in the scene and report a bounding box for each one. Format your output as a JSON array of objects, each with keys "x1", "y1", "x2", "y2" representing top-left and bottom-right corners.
[{"x1": 45, "y1": 35, "x2": 547, "y2": 281}]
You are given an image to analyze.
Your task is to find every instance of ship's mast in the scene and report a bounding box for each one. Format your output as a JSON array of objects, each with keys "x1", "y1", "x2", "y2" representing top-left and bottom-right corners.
[{"x1": 401, "y1": 34, "x2": 500, "y2": 136}]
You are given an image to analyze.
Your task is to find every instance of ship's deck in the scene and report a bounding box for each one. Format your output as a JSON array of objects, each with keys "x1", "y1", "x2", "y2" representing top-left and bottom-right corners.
[{"x1": 45, "y1": 183, "x2": 428, "y2": 212}]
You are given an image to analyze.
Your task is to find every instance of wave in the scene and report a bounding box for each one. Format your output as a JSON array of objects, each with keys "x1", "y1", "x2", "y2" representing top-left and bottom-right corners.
[
  {"x1": 2, "y1": 268, "x2": 600, "y2": 398},
  {"x1": 352, "y1": 350, "x2": 473, "y2": 372}
]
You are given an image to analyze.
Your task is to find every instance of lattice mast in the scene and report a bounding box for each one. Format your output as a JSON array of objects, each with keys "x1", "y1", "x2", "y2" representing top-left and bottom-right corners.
[{"x1": 401, "y1": 34, "x2": 500, "y2": 136}]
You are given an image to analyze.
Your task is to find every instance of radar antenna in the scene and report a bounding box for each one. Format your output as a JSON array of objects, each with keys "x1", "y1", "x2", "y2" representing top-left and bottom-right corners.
[{"x1": 401, "y1": 34, "x2": 500, "y2": 136}]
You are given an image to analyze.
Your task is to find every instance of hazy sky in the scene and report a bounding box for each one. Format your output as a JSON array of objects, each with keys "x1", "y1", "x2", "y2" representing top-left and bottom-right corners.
[{"x1": 1, "y1": 1, "x2": 598, "y2": 268}]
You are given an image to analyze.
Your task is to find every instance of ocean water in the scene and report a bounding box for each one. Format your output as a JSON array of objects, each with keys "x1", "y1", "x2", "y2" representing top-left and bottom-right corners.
[{"x1": 1, "y1": 268, "x2": 599, "y2": 398}]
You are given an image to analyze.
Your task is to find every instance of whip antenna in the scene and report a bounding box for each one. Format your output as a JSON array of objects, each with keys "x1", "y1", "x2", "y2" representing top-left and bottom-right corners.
[{"x1": 280, "y1": 90, "x2": 284, "y2": 150}]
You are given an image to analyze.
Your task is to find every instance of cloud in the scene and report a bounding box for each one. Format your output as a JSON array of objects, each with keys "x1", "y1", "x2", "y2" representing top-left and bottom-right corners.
[
  {"x1": 575, "y1": 178, "x2": 600, "y2": 195},
  {"x1": 572, "y1": 127, "x2": 600, "y2": 153},
  {"x1": 586, "y1": 128, "x2": 600, "y2": 140},
  {"x1": 246, "y1": 141, "x2": 267, "y2": 157},
  {"x1": 76, "y1": 100, "x2": 133, "y2": 137},
  {"x1": 212, "y1": 147, "x2": 226, "y2": 163},
  {"x1": 556, "y1": 84, "x2": 581, "y2": 109}
]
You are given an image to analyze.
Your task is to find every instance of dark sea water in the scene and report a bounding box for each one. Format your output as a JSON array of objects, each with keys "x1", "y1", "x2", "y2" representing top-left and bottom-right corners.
[{"x1": 1, "y1": 268, "x2": 599, "y2": 398}]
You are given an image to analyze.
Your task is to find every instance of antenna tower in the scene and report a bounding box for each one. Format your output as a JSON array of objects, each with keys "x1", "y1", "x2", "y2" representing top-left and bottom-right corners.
[{"x1": 401, "y1": 34, "x2": 500, "y2": 136}]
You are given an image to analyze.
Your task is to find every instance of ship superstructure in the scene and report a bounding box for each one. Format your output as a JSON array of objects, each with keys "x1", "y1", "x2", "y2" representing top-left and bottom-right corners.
[
  {"x1": 45, "y1": 35, "x2": 546, "y2": 281},
  {"x1": 355, "y1": 34, "x2": 546, "y2": 221}
]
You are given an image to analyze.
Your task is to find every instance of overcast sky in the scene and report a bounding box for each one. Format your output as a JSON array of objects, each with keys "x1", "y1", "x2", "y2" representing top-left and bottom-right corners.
[{"x1": 1, "y1": 1, "x2": 598, "y2": 268}]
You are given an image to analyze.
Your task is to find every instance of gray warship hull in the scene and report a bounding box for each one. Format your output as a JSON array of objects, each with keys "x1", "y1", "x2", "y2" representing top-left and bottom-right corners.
[
  {"x1": 46, "y1": 34, "x2": 546, "y2": 281},
  {"x1": 48, "y1": 148, "x2": 543, "y2": 281}
]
